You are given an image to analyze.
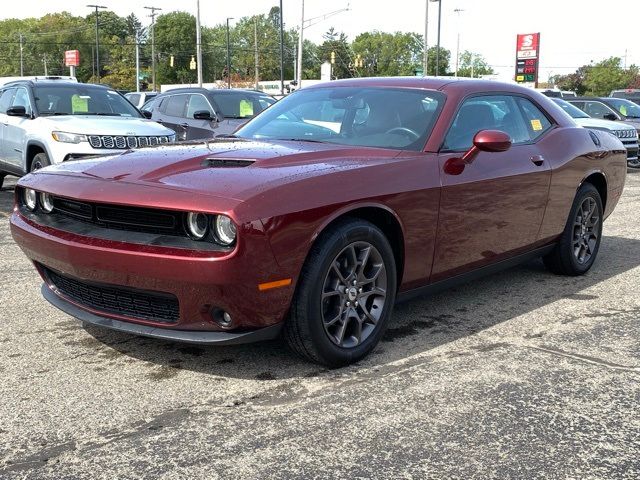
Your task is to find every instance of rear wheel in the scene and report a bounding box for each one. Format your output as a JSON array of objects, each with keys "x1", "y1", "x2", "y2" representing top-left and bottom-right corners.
[
  {"x1": 285, "y1": 219, "x2": 397, "y2": 367},
  {"x1": 543, "y1": 182, "x2": 603, "y2": 275},
  {"x1": 30, "y1": 152, "x2": 51, "y2": 172}
]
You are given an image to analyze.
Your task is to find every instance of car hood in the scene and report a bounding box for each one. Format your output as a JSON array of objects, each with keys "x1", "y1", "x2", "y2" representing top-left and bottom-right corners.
[
  {"x1": 574, "y1": 117, "x2": 636, "y2": 131},
  {"x1": 39, "y1": 115, "x2": 175, "y2": 136},
  {"x1": 31, "y1": 139, "x2": 405, "y2": 208}
]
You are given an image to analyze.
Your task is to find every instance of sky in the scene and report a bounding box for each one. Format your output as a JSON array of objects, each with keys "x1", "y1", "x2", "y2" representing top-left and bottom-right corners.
[{"x1": 1, "y1": 0, "x2": 639, "y2": 83}]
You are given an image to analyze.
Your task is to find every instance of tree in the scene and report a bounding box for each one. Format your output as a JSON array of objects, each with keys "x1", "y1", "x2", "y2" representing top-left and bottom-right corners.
[
  {"x1": 583, "y1": 57, "x2": 630, "y2": 96},
  {"x1": 456, "y1": 51, "x2": 494, "y2": 77},
  {"x1": 318, "y1": 28, "x2": 353, "y2": 79},
  {"x1": 426, "y1": 46, "x2": 450, "y2": 76},
  {"x1": 352, "y1": 31, "x2": 423, "y2": 77}
]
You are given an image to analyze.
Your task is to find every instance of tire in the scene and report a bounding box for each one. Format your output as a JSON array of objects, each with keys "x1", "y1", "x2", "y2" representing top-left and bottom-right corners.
[
  {"x1": 543, "y1": 182, "x2": 603, "y2": 276},
  {"x1": 285, "y1": 218, "x2": 397, "y2": 367},
  {"x1": 628, "y1": 157, "x2": 640, "y2": 169},
  {"x1": 0, "y1": 173, "x2": 5, "y2": 190},
  {"x1": 30, "y1": 152, "x2": 51, "y2": 172}
]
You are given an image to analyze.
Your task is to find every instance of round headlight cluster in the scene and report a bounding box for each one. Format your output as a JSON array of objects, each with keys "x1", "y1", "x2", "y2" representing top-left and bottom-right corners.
[
  {"x1": 24, "y1": 188, "x2": 37, "y2": 211},
  {"x1": 22, "y1": 188, "x2": 55, "y2": 213},
  {"x1": 185, "y1": 212, "x2": 237, "y2": 246}
]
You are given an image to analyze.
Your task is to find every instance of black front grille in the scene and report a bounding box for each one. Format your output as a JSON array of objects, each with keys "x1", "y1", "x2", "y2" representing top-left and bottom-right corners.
[
  {"x1": 44, "y1": 267, "x2": 179, "y2": 324},
  {"x1": 51, "y1": 197, "x2": 183, "y2": 235}
]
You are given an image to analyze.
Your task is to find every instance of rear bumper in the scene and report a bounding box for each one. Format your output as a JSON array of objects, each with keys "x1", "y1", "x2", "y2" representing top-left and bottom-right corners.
[{"x1": 42, "y1": 284, "x2": 283, "y2": 345}]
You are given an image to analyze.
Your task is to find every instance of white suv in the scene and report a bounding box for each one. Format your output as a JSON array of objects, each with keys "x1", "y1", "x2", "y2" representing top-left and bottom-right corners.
[{"x1": 0, "y1": 79, "x2": 175, "y2": 188}]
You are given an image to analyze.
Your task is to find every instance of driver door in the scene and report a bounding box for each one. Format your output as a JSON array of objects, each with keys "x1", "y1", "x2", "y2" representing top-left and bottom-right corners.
[{"x1": 431, "y1": 94, "x2": 552, "y2": 282}]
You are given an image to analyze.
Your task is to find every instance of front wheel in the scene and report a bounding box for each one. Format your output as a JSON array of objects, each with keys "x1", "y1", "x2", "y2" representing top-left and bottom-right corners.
[
  {"x1": 543, "y1": 182, "x2": 603, "y2": 275},
  {"x1": 285, "y1": 219, "x2": 397, "y2": 367},
  {"x1": 628, "y1": 156, "x2": 640, "y2": 169},
  {"x1": 30, "y1": 152, "x2": 51, "y2": 172}
]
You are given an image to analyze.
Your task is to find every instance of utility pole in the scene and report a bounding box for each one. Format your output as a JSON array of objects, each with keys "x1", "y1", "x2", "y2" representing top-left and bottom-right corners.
[
  {"x1": 42, "y1": 55, "x2": 48, "y2": 76},
  {"x1": 19, "y1": 33, "x2": 24, "y2": 76},
  {"x1": 196, "y1": 0, "x2": 203, "y2": 87},
  {"x1": 135, "y1": 29, "x2": 140, "y2": 92},
  {"x1": 279, "y1": 0, "x2": 285, "y2": 95},
  {"x1": 297, "y1": 0, "x2": 304, "y2": 88},
  {"x1": 87, "y1": 5, "x2": 107, "y2": 82},
  {"x1": 454, "y1": 8, "x2": 464, "y2": 77},
  {"x1": 226, "y1": 17, "x2": 233, "y2": 89},
  {"x1": 435, "y1": 0, "x2": 442, "y2": 76},
  {"x1": 423, "y1": 1, "x2": 429, "y2": 76},
  {"x1": 145, "y1": 6, "x2": 162, "y2": 91},
  {"x1": 254, "y1": 18, "x2": 259, "y2": 90}
]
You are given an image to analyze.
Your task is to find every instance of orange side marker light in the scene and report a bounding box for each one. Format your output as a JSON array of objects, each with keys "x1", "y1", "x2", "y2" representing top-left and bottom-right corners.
[{"x1": 258, "y1": 278, "x2": 292, "y2": 291}]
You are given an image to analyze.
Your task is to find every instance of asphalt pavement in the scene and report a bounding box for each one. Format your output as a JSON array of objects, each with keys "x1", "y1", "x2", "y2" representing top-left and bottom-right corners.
[{"x1": 0, "y1": 172, "x2": 639, "y2": 479}]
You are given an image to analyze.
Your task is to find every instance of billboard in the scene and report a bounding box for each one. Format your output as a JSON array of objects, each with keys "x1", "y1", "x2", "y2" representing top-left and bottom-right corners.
[
  {"x1": 64, "y1": 50, "x2": 80, "y2": 67},
  {"x1": 515, "y1": 33, "x2": 540, "y2": 86}
]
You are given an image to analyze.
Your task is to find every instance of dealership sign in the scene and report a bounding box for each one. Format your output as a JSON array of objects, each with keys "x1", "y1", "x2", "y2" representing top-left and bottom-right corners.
[
  {"x1": 515, "y1": 33, "x2": 540, "y2": 85},
  {"x1": 64, "y1": 50, "x2": 80, "y2": 67}
]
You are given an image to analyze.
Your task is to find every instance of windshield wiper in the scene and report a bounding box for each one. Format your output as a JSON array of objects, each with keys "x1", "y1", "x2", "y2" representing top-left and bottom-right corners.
[
  {"x1": 82, "y1": 112, "x2": 122, "y2": 116},
  {"x1": 274, "y1": 138, "x2": 327, "y2": 144},
  {"x1": 40, "y1": 112, "x2": 71, "y2": 116}
]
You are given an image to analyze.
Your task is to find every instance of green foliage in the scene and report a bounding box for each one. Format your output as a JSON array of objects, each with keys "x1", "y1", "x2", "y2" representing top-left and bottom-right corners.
[
  {"x1": 352, "y1": 31, "x2": 423, "y2": 77},
  {"x1": 552, "y1": 57, "x2": 640, "y2": 96},
  {"x1": 456, "y1": 51, "x2": 494, "y2": 78}
]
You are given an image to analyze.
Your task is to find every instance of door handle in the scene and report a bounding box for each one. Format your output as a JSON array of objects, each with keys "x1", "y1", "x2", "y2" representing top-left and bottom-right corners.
[{"x1": 530, "y1": 155, "x2": 544, "y2": 166}]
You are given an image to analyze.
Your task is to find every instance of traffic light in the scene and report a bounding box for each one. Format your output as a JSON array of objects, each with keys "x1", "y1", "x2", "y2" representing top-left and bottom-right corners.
[
  {"x1": 189, "y1": 56, "x2": 196, "y2": 70},
  {"x1": 170, "y1": 55, "x2": 174, "y2": 67},
  {"x1": 331, "y1": 51, "x2": 336, "y2": 64}
]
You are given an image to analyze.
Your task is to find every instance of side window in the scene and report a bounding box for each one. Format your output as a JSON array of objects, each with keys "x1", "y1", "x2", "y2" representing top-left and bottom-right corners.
[
  {"x1": 0, "y1": 88, "x2": 16, "y2": 114},
  {"x1": 443, "y1": 95, "x2": 529, "y2": 151},
  {"x1": 516, "y1": 97, "x2": 552, "y2": 141},
  {"x1": 126, "y1": 93, "x2": 141, "y2": 106},
  {"x1": 186, "y1": 94, "x2": 213, "y2": 118},
  {"x1": 583, "y1": 101, "x2": 615, "y2": 119},
  {"x1": 164, "y1": 95, "x2": 188, "y2": 117},
  {"x1": 12, "y1": 87, "x2": 32, "y2": 114}
]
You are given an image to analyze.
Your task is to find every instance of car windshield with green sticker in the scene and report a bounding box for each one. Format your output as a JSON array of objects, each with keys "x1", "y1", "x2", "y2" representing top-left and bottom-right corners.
[{"x1": 33, "y1": 85, "x2": 142, "y2": 117}]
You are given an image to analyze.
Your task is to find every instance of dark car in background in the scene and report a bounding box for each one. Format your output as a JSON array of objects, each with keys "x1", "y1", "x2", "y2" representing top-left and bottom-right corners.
[
  {"x1": 610, "y1": 89, "x2": 640, "y2": 106},
  {"x1": 552, "y1": 98, "x2": 639, "y2": 167},
  {"x1": 145, "y1": 88, "x2": 276, "y2": 141},
  {"x1": 566, "y1": 97, "x2": 640, "y2": 134}
]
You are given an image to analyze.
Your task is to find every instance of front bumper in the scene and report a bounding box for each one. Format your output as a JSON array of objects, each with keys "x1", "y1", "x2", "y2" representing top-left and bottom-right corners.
[
  {"x1": 10, "y1": 210, "x2": 294, "y2": 336},
  {"x1": 42, "y1": 284, "x2": 283, "y2": 344}
]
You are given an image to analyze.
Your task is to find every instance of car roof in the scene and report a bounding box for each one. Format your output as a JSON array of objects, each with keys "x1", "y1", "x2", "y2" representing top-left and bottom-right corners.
[
  {"x1": 159, "y1": 88, "x2": 270, "y2": 96},
  {"x1": 3, "y1": 80, "x2": 108, "y2": 89}
]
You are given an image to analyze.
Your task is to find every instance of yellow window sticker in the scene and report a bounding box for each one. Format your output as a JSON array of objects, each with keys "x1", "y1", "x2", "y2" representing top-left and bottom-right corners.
[
  {"x1": 531, "y1": 119, "x2": 543, "y2": 131},
  {"x1": 239, "y1": 99, "x2": 254, "y2": 117},
  {"x1": 71, "y1": 94, "x2": 89, "y2": 113}
]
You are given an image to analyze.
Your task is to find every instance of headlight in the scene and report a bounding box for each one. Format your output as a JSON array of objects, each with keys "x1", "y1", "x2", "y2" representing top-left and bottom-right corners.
[
  {"x1": 24, "y1": 188, "x2": 37, "y2": 211},
  {"x1": 168, "y1": 134, "x2": 176, "y2": 143},
  {"x1": 51, "y1": 131, "x2": 88, "y2": 144},
  {"x1": 40, "y1": 192, "x2": 54, "y2": 213},
  {"x1": 214, "y1": 215, "x2": 237, "y2": 245},
  {"x1": 186, "y1": 212, "x2": 209, "y2": 240}
]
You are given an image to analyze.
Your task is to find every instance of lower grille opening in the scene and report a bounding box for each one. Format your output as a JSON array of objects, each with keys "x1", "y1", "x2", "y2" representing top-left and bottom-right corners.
[{"x1": 42, "y1": 266, "x2": 179, "y2": 324}]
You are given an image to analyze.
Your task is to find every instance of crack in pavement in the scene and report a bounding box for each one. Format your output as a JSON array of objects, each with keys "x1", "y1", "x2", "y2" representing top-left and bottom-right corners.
[{"x1": 527, "y1": 345, "x2": 640, "y2": 373}]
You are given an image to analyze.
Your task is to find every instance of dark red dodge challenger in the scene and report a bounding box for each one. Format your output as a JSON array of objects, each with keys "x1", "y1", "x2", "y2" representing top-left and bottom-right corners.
[{"x1": 10, "y1": 78, "x2": 627, "y2": 366}]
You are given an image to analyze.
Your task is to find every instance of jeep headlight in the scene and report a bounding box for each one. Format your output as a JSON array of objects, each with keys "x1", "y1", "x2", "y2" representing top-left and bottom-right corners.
[{"x1": 51, "y1": 131, "x2": 88, "y2": 144}]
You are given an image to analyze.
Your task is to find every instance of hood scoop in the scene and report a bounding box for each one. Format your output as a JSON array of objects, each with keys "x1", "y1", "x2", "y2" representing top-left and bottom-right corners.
[{"x1": 201, "y1": 157, "x2": 255, "y2": 168}]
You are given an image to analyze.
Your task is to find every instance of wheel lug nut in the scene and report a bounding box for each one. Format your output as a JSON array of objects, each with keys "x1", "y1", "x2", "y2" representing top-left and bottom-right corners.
[
  {"x1": 352, "y1": 280, "x2": 357, "y2": 286},
  {"x1": 346, "y1": 301, "x2": 351, "y2": 307},
  {"x1": 355, "y1": 301, "x2": 359, "y2": 307},
  {"x1": 358, "y1": 288, "x2": 363, "y2": 293}
]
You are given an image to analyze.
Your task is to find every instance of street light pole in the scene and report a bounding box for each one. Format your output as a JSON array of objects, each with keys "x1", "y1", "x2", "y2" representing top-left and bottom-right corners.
[
  {"x1": 87, "y1": 5, "x2": 106, "y2": 83},
  {"x1": 196, "y1": 0, "x2": 203, "y2": 87},
  {"x1": 226, "y1": 18, "x2": 234, "y2": 89},
  {"x1": 424, "y1": 1, "x2": 429, "y2": 76},
  {"x1": 279, "y1": 0, "x2": 285, "y2": 95},
  {"x1": 454, "y1": 8, "x2": 464, "y2": 77},
  {"x1": 297, "y1": 0, "x2": 304, "y2": 88},
  {"x1": 144, "y1": 6, "x2": 162, "y2": 91},
  {"x1": 435, "y1": 0, "x2": 442, "y2": 76}
]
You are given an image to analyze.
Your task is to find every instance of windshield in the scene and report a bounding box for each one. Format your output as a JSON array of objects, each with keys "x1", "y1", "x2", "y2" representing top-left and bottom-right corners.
[
  {"x1": 606, "y1": 98, "x2": 640, "y2": 118},
  {"x1": 552, "y1": 98, "x2": 589, "y2": 118},
  {"x1": 214, "y1": 91, "x2": 275, "y2": 119},
  {"x1": 236, "y1": 87, "x2": 444, "y2": 151},
  {"x1": 34, "y1": 85, "x2": 142, "y2": 117}
]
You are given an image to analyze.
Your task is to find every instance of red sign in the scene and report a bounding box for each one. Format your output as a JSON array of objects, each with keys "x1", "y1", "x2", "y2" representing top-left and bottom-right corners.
[
  {"x1": 515, "y1": 33, "x2": 540, "y2": 85},
  {"x1": 64, "y1": 50, "x2": 80, "y2": 67}
]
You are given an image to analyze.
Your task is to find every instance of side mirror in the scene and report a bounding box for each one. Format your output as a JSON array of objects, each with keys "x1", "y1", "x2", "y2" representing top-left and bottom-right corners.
[
  {"x1": 6, "y1": 105, "x2": 28, "y2": 117},
  {"x1": 193, "y1": 110, "x2": 213, "y2": 120},
  {"x1": 603, "y1": 113, "x2": 618, "y2": 121},
  {"x1": 444, "y1": 130, "x2": 512, "y2": 175},
  {"x1": 141, "y1": 110, "x2": 152, "y2": 119}
]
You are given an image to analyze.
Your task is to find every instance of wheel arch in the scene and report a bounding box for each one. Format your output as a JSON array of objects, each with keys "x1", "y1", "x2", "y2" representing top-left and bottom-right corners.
[
  {"x1": 579, "y1": 170, "x2": 607, "y2": 211},
  {"x1": 25, "y1": 141, "x2": 50, "y2": 172},
  {"x1": 310, "y1": 203, "x2": 406, "y2": 288}
]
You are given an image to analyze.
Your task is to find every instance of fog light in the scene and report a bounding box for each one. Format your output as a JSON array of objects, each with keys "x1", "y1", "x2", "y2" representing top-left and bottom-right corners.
[
  {"x1": 24, "y1": 188, "x2": 37, "y2": 211},
  {"x1": 211, "y1": 308, "x2": 233, "y2": 327},
  {"x1": 40, "y1": 192, "x2": 54, "y2": 213}
]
